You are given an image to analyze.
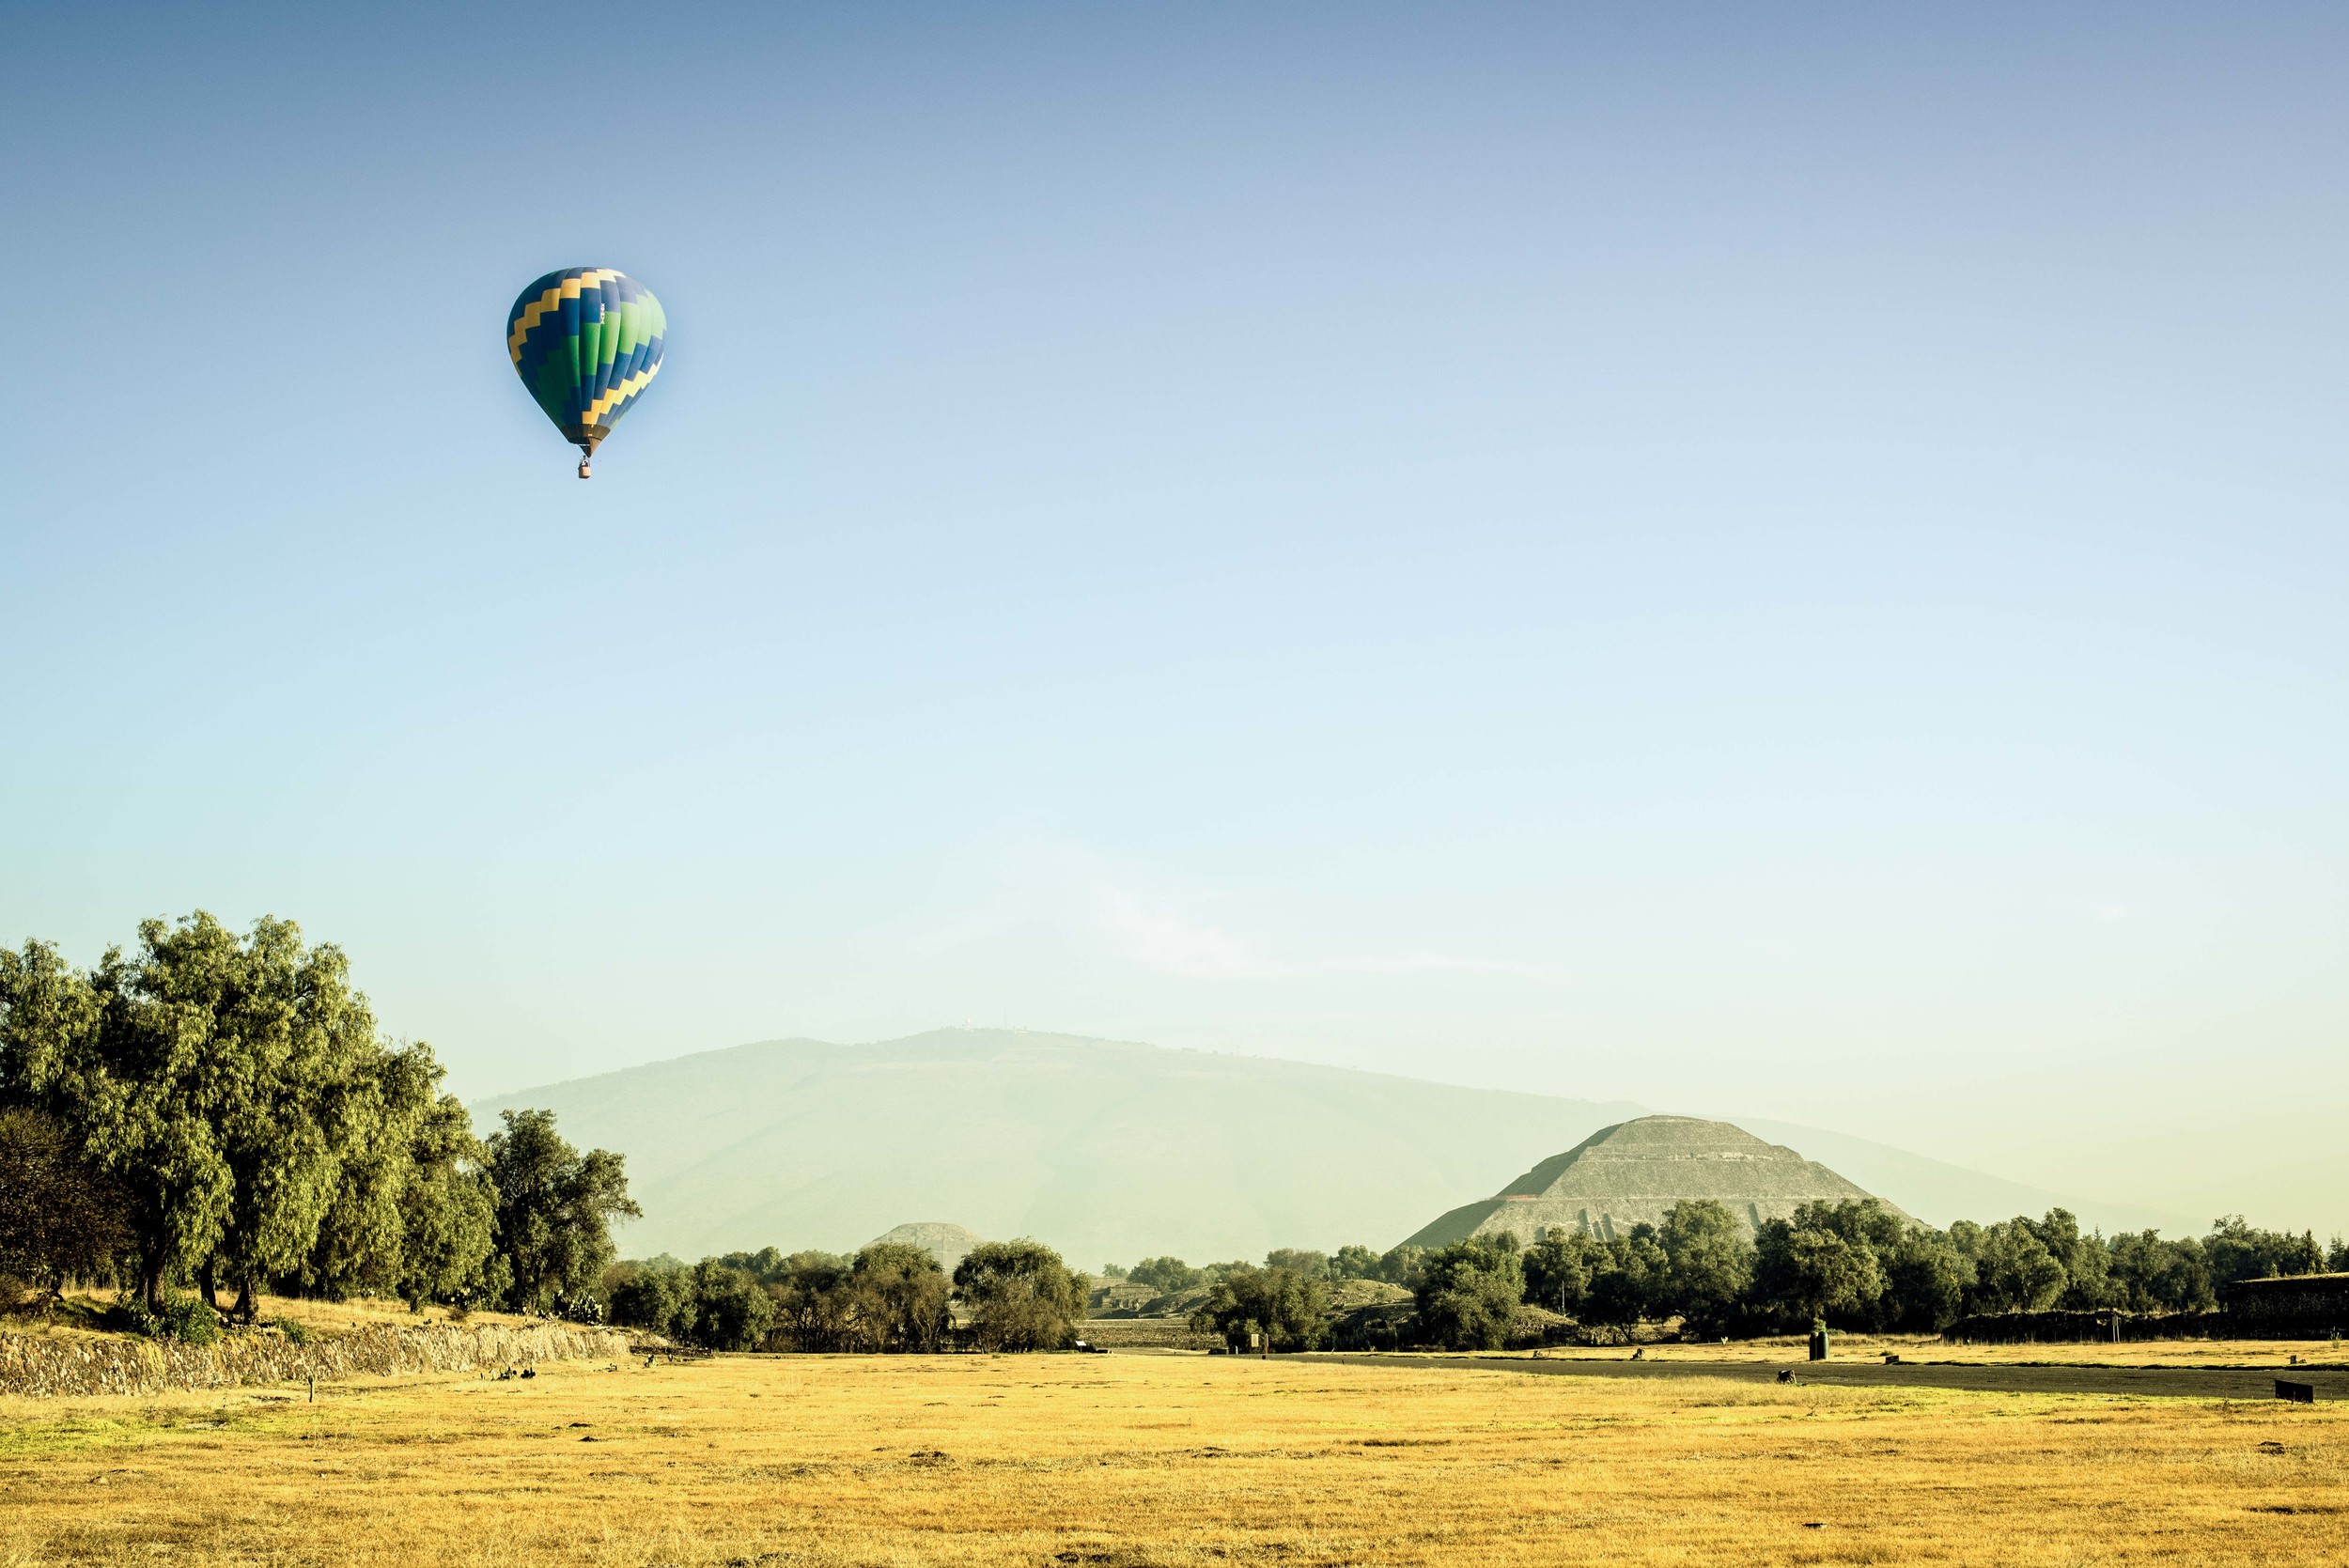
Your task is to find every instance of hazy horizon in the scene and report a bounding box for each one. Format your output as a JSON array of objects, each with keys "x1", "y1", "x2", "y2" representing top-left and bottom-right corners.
[
  {"x1": 8, "y1": 6, "x2": 2345, "y2": 1235},
  {"x1": 467, "y1": 1023, "x2": 2227, "y2": 1238},
  {"x1": 468, "y1": 1025, "x2": 2210, "y2": 1262}
]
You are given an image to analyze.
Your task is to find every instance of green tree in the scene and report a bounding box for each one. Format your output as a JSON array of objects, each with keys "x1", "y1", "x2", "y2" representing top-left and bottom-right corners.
[
  {"x1": 2203, "y1": 1216, "x2": 2326, "y2": 1289},
  {"x1": 689, "y1": 1258, "x2": 778, "y2": 1350},
  {"x1": 953, "y1": 1238, "x2": 1086, "y2": 1352},
  {"x1": 187, "y1": 916, "x2": 389, "y2": 1320},
  {"x1": 607, "y1": 1258, "x2": 696, "y2": 1339},
  {"x1": 2105, "y1": 1231, "x2": 2213, "y2": 1313},
  {"x1": 1330, "y1": 1244, "x2": 1384, "y2": 1281},
  {"x1": 0, "y1": 916, "x2": 461, "y2": 1317},
  {"x1": 765, "y1": 1251, "x2": 855, "y2": 1350},
  {"x1": 2025, "y1": 1209, "x2": 2115, "y2": 1310},
  {"x1": 1569, "y1": 1227, "x2": 1672, "y2": 1329},
  {"x1": 1263, "y1": 1248, "x2": 1330, "y2": 1281},
  {"x1": 1799, "y1": 1199, "x2": 1907, "y2": 1254},
  {"x1": 0, "y1": 1106, "x2": 127, "y2": 1296},
  {"x1": 392, "y1": 1092, "x2": 501, "y2": 1309},
  {"x1": 714, "y1": 1247, "x2": 788, "y2": 1283},
  {"x1": 1376, "y1": 1243, "x2": 1428, "y2": 1290},
  {"x1": 849, "y1": 1241, "x2": 951, "y2": 1352},
  {"x1": 1190, "y1": 1264, "x2": 1329, "y2": 1352},
  {"x1": 5, "y1": 919, "x2": 381, "y2": 1313},
  {"x1": 1657, "y1": 1202, "x2": 1754, "y2": 1333},
  {"x1": 1414, "y1": 1235, "x2": 1524, "y2": 1349},
  {"x1": 1954, "y1": 1219, "x2": 2066, "y2": 1313},
  {"x1": 303, "y1": 1041, "x2": 459, "y2": 1305},
  {"x1": 1523, "y1": 1229, "x2": 1603, "y2": 1314},
  {"x1": 3, "y1": 917, "x2": 504, "y2": 1317},
  {"x1": 1128, "y1": 1256, "x2": 1202, "y2": 1292},
  {"x1": 484, "y1": 1109, "x2": 640, "y2": 1316},
  {"x1": 1753, "y1": 1214, "x2": 1885, "y2": 1328},
  {"x1": 1878, "y1": 1228, "x2": 1971, "y2": 1330},
  {"x1": 0, "y1": 931, "x2": 232, "y2": 1311}
]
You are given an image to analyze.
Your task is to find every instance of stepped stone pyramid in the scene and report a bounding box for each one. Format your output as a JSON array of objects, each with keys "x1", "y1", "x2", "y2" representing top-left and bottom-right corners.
[
  {"x1": 865, "y1": 1221, "x2": 984, "y2": 1274},
  {"x1": 1400, "y1": 1115, "x2": 1905, "y2": 1248}
]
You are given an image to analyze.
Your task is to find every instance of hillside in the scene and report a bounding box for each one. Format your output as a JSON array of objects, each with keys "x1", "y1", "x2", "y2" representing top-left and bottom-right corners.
[{"x1": 477, "y1": 1029, "x2": 2191, "y2": 1263}]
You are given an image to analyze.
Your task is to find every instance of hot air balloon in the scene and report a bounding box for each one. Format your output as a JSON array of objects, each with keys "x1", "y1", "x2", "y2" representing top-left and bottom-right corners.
[{"x1": 506, "y1": 268, "x2": 666, "y2": 477}]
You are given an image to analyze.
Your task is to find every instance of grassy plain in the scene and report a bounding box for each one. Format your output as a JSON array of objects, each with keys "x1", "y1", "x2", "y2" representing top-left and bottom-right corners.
[
  {"x1": 3, "y1": 1349, "x2": 2342, "y2": 1567},
  {"x1": 7, "y1": 1290, "x2": 546, "y2": 1343}
]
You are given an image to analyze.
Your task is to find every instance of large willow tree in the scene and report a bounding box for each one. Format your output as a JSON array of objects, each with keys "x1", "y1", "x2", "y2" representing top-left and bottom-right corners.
[{"x1": 0, "y1": 912, "x2": 500, "y2": 1314}]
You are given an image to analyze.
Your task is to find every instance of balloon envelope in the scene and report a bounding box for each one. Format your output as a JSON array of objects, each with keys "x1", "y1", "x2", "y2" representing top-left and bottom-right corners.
[{"x1": 506, "y1": 268, "x2": 665, "y2": 455}]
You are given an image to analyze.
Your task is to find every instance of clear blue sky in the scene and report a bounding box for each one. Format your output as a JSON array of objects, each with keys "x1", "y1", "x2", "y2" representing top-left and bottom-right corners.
[{"x1": 6, "y1": 3, "x2": 2344, "y2": 1230}]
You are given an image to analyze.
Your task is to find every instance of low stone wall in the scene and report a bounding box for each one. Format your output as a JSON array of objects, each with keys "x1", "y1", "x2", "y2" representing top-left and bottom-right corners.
[
  {"x1": 0, "y1": 1321, "x2": 633, "y2": 1399},
  {"x1": 1076, "y1": 1317, "x2": 1209, "y2": 1350}
]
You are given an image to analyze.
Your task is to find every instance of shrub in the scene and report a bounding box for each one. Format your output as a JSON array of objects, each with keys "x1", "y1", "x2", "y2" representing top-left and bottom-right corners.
[
  {"x1": 107, "y1": 1292, "x2": 220, "y2": 1343},
  {"x1": 158, "y1": 1292, "x2": 219, "y2": 1344},
  {"x1": 0, "y1": 1272, "x2": 40, "y2": 1315}
]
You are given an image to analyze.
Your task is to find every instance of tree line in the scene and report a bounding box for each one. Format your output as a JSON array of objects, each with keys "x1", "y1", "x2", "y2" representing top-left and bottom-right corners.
[
  {"x1": 603, "y1": 1238, "x2": 1089, "y2": 1353},
  {"x1": 0, "y1": 914, "x2": 638, "y2": 1330},
  {"x1": 9, "y1": 914, "x2": 2337, "y2": 1357},
  {"x1": 1150, "y1": 1203, "x2": 2347, "y2": 1352}
]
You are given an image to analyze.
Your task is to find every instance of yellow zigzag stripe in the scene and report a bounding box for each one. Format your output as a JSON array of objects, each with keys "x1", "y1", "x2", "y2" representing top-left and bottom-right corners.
[
  {"x1": 583, "y1": 362, "x2": 661, "y2": 425},
  {"x1": 506, "y1": 269, "x2": 625, "y2": 364}
]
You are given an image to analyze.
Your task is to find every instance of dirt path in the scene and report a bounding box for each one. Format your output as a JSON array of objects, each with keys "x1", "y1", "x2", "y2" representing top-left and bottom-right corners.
[{"x1": 1291, "y1": 1350, "x2": 2349, "y2": 1400}]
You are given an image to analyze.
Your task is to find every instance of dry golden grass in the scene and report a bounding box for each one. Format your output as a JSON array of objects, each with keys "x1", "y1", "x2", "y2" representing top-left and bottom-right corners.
[
  {"x1": 237, "y1": 1291, "x2": 541, "y2": 1334},
  {"x1": 5, "y1": 1289, "x2": 546, "y2": 1340},
  {"x1": 2, "y1": 1349, "x2": 2342, "y2": 1567}
]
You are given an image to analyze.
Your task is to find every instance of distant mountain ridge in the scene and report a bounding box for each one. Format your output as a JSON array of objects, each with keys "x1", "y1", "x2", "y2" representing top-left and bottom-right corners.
[{"x1": 476, "y1": 1029, "x2": 2192, "y2": 1263}]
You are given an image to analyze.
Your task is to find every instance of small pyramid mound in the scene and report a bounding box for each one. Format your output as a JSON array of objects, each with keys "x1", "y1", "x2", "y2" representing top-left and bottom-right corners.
[
  {"x1": 1400, "y1": 1115, "x2": 1903, "y2": 1248},
  {"x1": 866, "y1": 1221, "x2": 984, "y2": 1273}
]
